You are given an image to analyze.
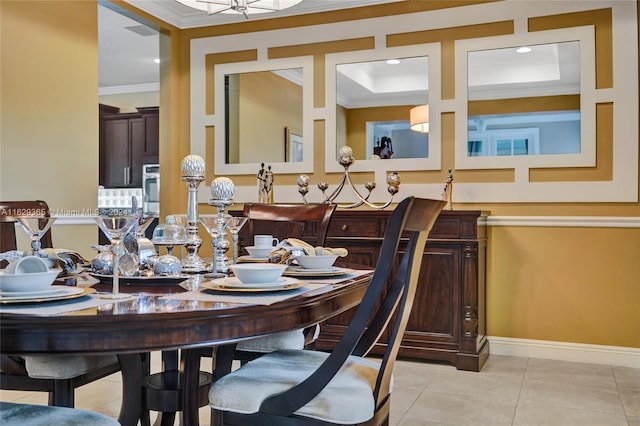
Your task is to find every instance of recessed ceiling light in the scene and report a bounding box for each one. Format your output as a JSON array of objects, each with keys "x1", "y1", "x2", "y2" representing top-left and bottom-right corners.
[
  {"x1": 386, "y1": 59, "x2": 400, "y2": 65},
  {"x1": 153, "y1": 58, "x2": 161, "y2": 64},
  {"x1": 516, "y1": 47, "x2": 532, "y2": 54}
]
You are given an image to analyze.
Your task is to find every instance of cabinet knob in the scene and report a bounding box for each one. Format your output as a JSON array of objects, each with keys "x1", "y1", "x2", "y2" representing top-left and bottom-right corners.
[{"x1": 341, "y1": 224, "x2": 349, "y2": 231}]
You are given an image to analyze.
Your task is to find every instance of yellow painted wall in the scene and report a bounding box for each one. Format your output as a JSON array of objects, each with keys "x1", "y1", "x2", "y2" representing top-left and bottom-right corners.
[
  {"x1": 487, "y1": 227, "x2": 640, "y2": 347},
  {"x1": 0, "y1": 0, "x2": 99, "y2": 259},
  {"x1": 2, "y1": 0, "x2": 638, "y2": 349}
]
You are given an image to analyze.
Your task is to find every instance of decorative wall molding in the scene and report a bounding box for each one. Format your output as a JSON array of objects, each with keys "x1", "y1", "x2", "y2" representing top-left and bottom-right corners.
[
  {"x1": 51, "y1": 213, "x2": 640, "y2": 229},
  {"x1": 189, "y1": 0, "x2": 638, "y2": 205},
  {"x1": 50, "y1": 216, "x2": 98, "y2": 226},
  {"x1": 485, "y1": 215, "x2": 640, "y2": 228},
  {"x1": 488, "y1": 336, "x2": 640, "y2": 368}
]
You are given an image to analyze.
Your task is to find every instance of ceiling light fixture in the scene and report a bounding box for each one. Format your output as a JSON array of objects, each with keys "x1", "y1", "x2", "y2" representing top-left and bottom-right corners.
[
  {"x1": 409, "y1": 104, "x2": 429, "y2": 133},
  {"x1": 175, "y1": 0, "x2": 304, "y2": 19},
  {"x1": 516, "y1": 46, "x2": 532, "y2": 54},
  {"x1": 386, "y1": 59, "x2": 400, "y2": 65}
]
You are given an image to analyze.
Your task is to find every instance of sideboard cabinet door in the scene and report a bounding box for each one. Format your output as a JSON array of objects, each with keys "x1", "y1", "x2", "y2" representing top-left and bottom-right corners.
[{"x1": 318, "y1": 209, "x2": 489, "y2": 372}]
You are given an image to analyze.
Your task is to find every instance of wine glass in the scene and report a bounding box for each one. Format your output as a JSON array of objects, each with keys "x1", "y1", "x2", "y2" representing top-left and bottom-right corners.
[
  {"x1": 225, "y1": 216, "x2": 248, "y2": 265},
  {"x1": 136, "y1": 216, "x2": 155, "y2": 238},
  {"x1": 95, "y1": 216, "x2": 138, "y2": 299},
  {"x1": 17, "y1": 216, "x2": 57, "y2": 257},
  {"x1": 199, "y1": 214, "x2": 231, "y2": 277}
]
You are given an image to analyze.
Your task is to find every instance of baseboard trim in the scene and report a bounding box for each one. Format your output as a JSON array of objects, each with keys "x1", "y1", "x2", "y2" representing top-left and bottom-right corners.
[{"x1": 488, "y1": 336, "x2": 640, "y2": 368}]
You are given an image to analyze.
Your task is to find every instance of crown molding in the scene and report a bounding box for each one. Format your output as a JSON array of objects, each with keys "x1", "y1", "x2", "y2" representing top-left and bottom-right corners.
[{"x1": 99, "y1": 83, "x2": 160, "y2": 96}]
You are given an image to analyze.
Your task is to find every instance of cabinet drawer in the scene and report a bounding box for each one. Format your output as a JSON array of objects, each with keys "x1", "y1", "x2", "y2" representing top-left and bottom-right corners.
[{"x1": 328, "y1": 217, "x2": 383, "y2": 237}]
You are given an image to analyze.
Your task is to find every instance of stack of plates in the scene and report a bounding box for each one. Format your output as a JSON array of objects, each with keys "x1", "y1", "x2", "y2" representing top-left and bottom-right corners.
[
  {"x1": 283, "y1": 266, "x2": 353, "y2": 277},
  {"x1": 203, "y1": 276, "x2": 302, "y2": 292},
  {"x1": 0, "y1": 286, "x2": 88, "y2": 304}
]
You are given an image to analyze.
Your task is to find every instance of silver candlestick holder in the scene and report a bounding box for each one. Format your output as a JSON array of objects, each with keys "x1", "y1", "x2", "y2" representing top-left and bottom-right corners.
[
  {"x1": 297, "y1": 146, "x2": 401, "y2": 209},
  {"x1": 207, "y1": 177, "x2": 235, "y2": 275},
  {"x1": 180, "y1": 155, "x2": 208, "y2": 273}
]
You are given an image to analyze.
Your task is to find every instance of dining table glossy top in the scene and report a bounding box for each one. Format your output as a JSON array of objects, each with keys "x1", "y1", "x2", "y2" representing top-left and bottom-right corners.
[{"x1": 0, "y1": 270, "x2": 372, "y2": 356}]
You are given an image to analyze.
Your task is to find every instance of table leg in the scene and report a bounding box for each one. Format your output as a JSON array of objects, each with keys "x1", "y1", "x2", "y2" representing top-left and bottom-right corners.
[
  {"x1": 180, "y1": 348, "x2": 202, "y2": 425},
  {"x1": 152, "y1": 351, "x2": 178, "y2": 426},
  {"x1": 212, "y1": 344, "x2": 236, "y2": 380},
  {"x1": 117, "y1": 354, "x2": 143, "y2": 426}
]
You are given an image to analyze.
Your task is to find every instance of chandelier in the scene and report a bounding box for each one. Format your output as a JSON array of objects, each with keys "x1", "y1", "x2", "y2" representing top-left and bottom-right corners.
[{"x1": 175, "y1": 0, "x2": 304, "y2": 19}]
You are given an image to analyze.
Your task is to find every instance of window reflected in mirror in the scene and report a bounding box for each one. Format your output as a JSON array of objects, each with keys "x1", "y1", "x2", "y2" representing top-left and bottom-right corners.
[
  {"x1": 335, "y1": 56, "x2": 429, "y2": 161},
  {"x1": 225, "y1": 68, "x2": 303, "y2": 164},
  {"x1": 467, "y1": 41, "x2": 580, "y2": 157}
]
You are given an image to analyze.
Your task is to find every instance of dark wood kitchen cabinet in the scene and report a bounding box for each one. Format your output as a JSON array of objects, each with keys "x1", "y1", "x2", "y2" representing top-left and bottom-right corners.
[
  {"x1": 99, "y1": 106, "x2": 158, "y2": 187},
  {"x1": 316, "y1": 209, "x2": 489, "y2": 371}
]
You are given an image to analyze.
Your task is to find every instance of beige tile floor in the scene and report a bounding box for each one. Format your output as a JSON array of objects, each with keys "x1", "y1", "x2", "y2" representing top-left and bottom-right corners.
[{"x1": 1, "y1": 354, "x2": 638, "y2": 425}]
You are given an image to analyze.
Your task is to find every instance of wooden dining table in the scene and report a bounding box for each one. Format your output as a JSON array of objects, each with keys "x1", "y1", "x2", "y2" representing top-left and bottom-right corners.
[{"x1": 0, "y1": 270, "x2": 372, "y2": 425}]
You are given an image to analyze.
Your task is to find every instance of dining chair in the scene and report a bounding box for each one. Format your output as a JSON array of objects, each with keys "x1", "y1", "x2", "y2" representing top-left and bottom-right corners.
[
  {"x1": 209, "y1": 196, "x2": 446, "y2": 426},
  {"x1": 0, "y1": 200, "x2": 53, "y2": 268},
  {"x1": 239, "y1": 203, "x2": 336, "y2": 251},
  {"x1": 234, "y1": 203, "x2": 337, "y2": 358},
  {"x1": 0, "y1": 401, "x2": 120, "y2": 425},
  {"x1": 0, "y1": 200, "x2": 122, "y2": 408}
]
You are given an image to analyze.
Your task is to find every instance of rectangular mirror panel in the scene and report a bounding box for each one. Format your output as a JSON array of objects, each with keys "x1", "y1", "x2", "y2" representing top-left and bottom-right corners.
[
  {"x1": 467, "y1": 41, "x2": 580, "y2": 157},
  {"x1": 336, "y1": 56, "x2": 429, "y2": 161},
  {"x1": 225, "y1": 68, "x2": 303, "y2": 164}
]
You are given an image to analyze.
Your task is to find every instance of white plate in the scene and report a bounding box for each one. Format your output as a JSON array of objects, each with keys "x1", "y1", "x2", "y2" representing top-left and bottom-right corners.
[
  {"x1": 0, "y1": 286, "x2": 88, "y2": 303},
  {"x1": 283, "y1": 266, "x2": 354, "y2": 277},
  {"x1": 0, "y1": 286, "x2": 68, "y2": 298},
  {"x1": 204, "y1": 276, "x2": 301, "y2": 291},
  {"x1": 237, "y1": 255, "x2": 268, "y2": 263}
]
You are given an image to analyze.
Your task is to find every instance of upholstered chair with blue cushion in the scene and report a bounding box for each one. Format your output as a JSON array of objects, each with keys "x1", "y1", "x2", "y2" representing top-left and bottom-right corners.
[
  {"x1": 209, "y1": 197, "x2": 446, "y2": 425},
  {"x1": 0, "y1": 401, "x2": 120, "y2": 426}
]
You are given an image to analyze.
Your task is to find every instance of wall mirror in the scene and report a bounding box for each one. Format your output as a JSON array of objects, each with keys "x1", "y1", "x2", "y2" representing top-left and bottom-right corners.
[
  {"x1": 214, "y1": 57, "x2": 314, "y2": 175},
  {"x1": 455, "y1": 27, "x2": 596, "y2": 169},
  {"x1": 467, "y1": 41, "x2": 581, "y2": 157},
  {"x1": 225, "y1": 68, "x2": 303, "y2": 164},
  {"x1": 325, "y1": 46, "x2": 441, "y2": 174}
]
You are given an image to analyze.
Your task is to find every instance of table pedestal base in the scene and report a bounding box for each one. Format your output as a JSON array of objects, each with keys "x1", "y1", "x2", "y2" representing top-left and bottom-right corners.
[{"x1": 143, "y1": 369, "x2": 212, "y2": 424}]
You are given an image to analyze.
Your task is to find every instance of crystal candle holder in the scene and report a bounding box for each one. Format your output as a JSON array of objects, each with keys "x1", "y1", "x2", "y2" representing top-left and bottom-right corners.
[{"x1": 180, "y1": 155, "x2": 208, "y2": 273}]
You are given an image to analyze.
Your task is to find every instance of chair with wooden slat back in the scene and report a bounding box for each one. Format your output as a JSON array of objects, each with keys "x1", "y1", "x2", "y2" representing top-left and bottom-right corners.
[
  {"x1": 232, "y1": 203, "x2": 337, "y2": 360},
  {"x1": 209, "y1": 197, "x2": 446, "y2": 426},
  {"x1": 0, "y1": 200, "x2": 122, "y2": 408},
  {"x1": 239, "y1": 203, "x2": 337, "y2": 251}
]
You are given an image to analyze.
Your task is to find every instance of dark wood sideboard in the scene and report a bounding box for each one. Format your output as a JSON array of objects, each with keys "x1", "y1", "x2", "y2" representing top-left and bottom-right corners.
[
  {"x1": 234, "y1": 208, "x2": 489, "y2": 371},
  {"x1": 322, "y1": 209, "x2": 488, "y2": 372}
]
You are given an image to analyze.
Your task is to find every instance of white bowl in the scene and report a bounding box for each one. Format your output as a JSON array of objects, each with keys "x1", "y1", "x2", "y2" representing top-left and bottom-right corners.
[
  {"x1": 244, "y1": 246, "x2": 275, "y2": 259},
  {"x1": 295, "y1": 255, "x2": 338, "y2": 270},
  {"x1": 0, "y1": 269, "x2": 62, "y2": 293},
  {"x1": 5, "y1": 256, "x2": 49, "y2": 274},
  {"x1": 229, "y1": 263, "x2": 286, "y2": 284}
]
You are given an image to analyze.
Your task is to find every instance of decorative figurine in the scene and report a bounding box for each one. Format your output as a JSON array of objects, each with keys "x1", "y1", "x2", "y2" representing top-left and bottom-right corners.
[
  {"x1": 442, "y1": 168, "x2": 454, "y2": 210},
  {"x1": 257, "y1": 163, "x2": 274, "y2": 203}
]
